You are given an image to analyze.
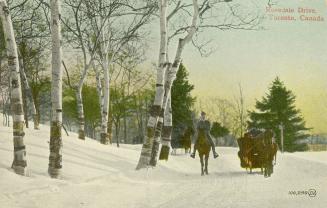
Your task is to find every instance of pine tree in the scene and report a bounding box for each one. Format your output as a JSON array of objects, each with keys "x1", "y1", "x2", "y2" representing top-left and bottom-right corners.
[
  {"x1": 158, "y1": 63, "x2": 195, "y2": 161},
  {"x1": 248, "y1": 77, "x2": 309, "y2": 152},
  {"x1": 171, "y1": 64, "x2": 196, "y2": 150},
  {"x1": 171, "y1": 63, "x2": 196, "y2": 128},
  {"x1": 210, "y1": 122, "x2": 229, "y2": 138}
]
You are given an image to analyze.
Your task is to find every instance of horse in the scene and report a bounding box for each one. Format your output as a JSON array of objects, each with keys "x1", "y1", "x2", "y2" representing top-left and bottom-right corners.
[
  {"x1": 261, "y1": 133, "x2": 279, "y2": 177},
  {"x1": 196, "y1": 129, "x2": 211, "y2": 176},
  {"x1": 181, "y1": 126, "x2": 193, "y2": 154},
  {"x1": 171, "y1": 126, "x2": 193, "y2": 155}
]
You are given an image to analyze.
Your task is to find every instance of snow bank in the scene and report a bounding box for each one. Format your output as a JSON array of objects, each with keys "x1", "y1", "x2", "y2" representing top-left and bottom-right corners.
[
  {"x1": 284, "y1": 151, "x2": 327, "y2": 165},
  {"x1": 0, "y1": 119, "x2": 326, "y2": 208}
]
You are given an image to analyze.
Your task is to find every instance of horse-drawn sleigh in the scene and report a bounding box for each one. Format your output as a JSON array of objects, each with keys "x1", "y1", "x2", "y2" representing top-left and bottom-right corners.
[{"x1": 237, "y1": 129, "x2": 278, "y2": 177}]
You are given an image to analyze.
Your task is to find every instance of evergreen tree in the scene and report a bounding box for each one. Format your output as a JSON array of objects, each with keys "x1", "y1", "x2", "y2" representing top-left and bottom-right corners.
[
  {"x1": 210, "y1": 122, "x2": 229, "y2": 138},
  {"x1": 171, "y1": 63, "x2": 196, "y2": 128},
  {"x1": 248, "y1": 77, "x2": 310, "y2": 152}
]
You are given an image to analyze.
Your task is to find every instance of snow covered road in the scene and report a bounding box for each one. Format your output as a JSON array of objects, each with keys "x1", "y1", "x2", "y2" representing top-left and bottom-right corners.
[{"x1": 1, "y1": 124, "x2": 326, "y2": 208}]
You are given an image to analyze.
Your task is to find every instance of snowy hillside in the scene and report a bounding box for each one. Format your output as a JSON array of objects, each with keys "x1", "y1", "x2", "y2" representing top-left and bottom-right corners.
[{"x1": 0, "y1": 122, "x2": 326, "y2": 208}]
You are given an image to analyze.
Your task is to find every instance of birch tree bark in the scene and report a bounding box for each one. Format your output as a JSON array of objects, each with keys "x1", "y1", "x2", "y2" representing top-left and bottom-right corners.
[
  {"x1": 136, "y1": 0, "x2": 168, "y2": 170},
  {"x1": 19, "y1": 57, "x2": 39, "y2": 129},
  {"x1": 149, "y1": 63, "x2": 170, "y2": 166},
  {"x1": 76, "y1": 77, "x2": 85, "y2": 140},
  {"x1": 99, "y1": 39, "x2": 110, "y2": 144},
  {"x1": 76, "y1": 0, "x2": 154, "y2": 145},
  {"x1": 0, "y1": 0, "x2": 27, "y2": 176},
  {"x1": 159, "y1": 95, "x2": 172, "y2": 160},
  {"x1": 156, "y1": 55, "x2": 171, "y2": 162},
  {"x1": 155, "y1": 0, "x2": 264, "y2": 162},
  {"x1": 48, "y1": 0, "x2": 63, "y2": 178},
  {"x1": 62, "y1": 0, "x2": 101, "y2": 140},
  {"x1": 158, "y1": 0, "x2": 199, "y2": 162},
  {"x1": 149, "y1": 98, "x2": 164, "y2": 166},
  {"x1": 164, "y1": 0, "x2": 198, "y2": 109},
  {"x1": 100, "y1": 61, "x2": 110, "y2": 144},
  {"x1": 94, "y1": 64, "x2": 103, "y2": 119}
]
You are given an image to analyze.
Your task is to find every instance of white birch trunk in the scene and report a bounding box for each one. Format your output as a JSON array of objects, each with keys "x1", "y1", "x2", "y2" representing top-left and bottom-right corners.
[
  {"x1": 100, "y1": 52, "x2": 110, "y2": 144},
  {"x1": 93, "y1": 64, "x2": 103, "y2": 119},
  {"x1": 166, "y1": 0, "x2": 198, "y2": 107},
  {"x1": 158, "y1": 0, "x2": 199, "y2": 161},
  {"x1": 19, "y1": 57, "x2": 39, "y2": 129},
  {"x1": 76, "y1": 86, "x2": 85, "y2": 140},
  {"x1": 76, "y1": 59, "x2": 93, "y2": 140},
  {"x1": 158, "y1": 65, "x2": 172, "y2": 161},
  {"x1": 149, "y1": 63, "x2": 170, "y2": 166},
  {"x1": 94, "y1": 64, "x2": 107, "y2": 142},
  {"x1": 97, "y1": 18, "x2": 110, "y2": 144},
  {"x1": 0, "y1": 0, "x2": 27, "y2": 175},
  {"x1": 149, "y1": 106, "x2": 164, "y2": 166},
  {"x1": 136, "y1": 0, "x2": 168, "y2": 170},
  {"x1": 159, "y1": 95, "x2": 172, "y2": 160},
  {"x1": 48, "y1": 0, "x2": 63, "y2": 178}
]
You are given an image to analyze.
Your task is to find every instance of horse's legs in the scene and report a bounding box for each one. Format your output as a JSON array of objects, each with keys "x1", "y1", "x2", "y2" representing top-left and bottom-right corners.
[
  {"x1": 200, "y1": 154, "x2": 204, "y2": 176},
  {"x1": 249, "y1": 161, "x2": 253, "y2": 174},
  {"x1": 205, "y1": 154, "x2": 209, "y2": 175},
  {"x1": 268, "y1": 159, "x2": 274, "y2": 177},
  {"x1": 264, "y1": 161, "x2": 268, "y2": 177}
]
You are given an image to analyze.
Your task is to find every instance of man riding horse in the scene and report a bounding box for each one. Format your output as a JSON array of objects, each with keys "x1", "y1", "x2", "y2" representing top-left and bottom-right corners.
[{"x1": 190, "y1": 111, "x2": 219, "y2": 159}]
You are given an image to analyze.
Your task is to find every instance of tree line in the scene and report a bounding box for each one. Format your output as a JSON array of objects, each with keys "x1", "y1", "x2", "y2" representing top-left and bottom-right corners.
[{"x1": 0, "y1": 0, "x2": 292, "y2": 178}]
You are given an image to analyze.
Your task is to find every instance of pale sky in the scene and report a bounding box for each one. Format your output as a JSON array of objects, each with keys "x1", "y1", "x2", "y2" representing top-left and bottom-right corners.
[{"x1": 145, "y1": 0, "x2": 327, "y2": 133}]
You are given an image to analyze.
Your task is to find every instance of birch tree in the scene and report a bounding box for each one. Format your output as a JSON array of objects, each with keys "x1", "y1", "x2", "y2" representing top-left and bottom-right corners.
[
  {"x1": 48, "y1": 0, "x2": 63, "y2": 178},
  {"x1": 62, "y1": 0, "x2": 104, "y2": 140},
  {"x1": 9, "y1": 0, "x2": 50, "y2": 130},
  {"x1": 0, "y1": 21, "x2": 10, "y2": 127},
  {"x1": 19, "y1": 56, "x2": 39, "y2": 129},
  {"x1": 62, "y1": 0, "x2": 154, "y2": 142},
  {"x1": 149, "y1": 0, "x2": 199, "y2": 166},
  {"x1": 136, "y1": 0, "x2": 168, "y2": 170},
  {"x1": 0, "y1": 0, "x2": 27, "y2": 175},
  {"x1": 82, "y1": 0, "x2": 154, "y2": 144},
  {"x1": 139, "y1": 0, "x2": 268, "y2": 166},
  {"x1": 158, "y1": 0, "x2": 268, "y2": 163}
]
